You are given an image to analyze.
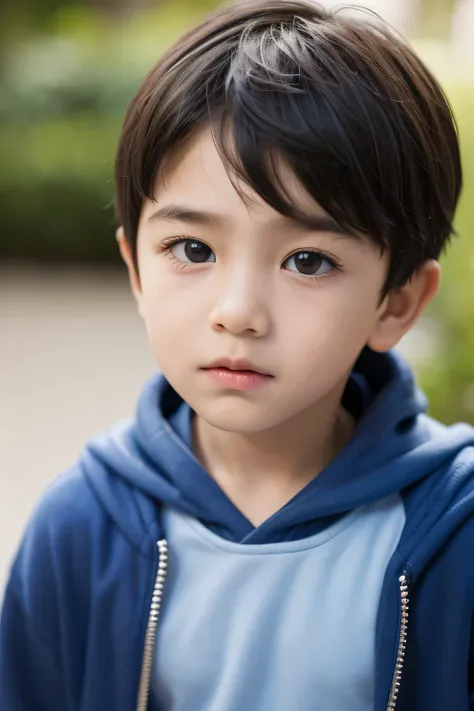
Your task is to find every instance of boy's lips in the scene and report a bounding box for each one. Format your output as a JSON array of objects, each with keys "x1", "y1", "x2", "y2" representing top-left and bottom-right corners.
[
  {"x1": 202, "y1": 357, "x2": 273, "y2": 377},
  {"x1": 201, "y1": 358, "x2": 274, "y2": 391}
]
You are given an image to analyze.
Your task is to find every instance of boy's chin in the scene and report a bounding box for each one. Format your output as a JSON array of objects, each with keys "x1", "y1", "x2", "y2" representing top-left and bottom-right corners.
[{"x1": 194, "y1": 402, "x2": 294, "y2": 436}]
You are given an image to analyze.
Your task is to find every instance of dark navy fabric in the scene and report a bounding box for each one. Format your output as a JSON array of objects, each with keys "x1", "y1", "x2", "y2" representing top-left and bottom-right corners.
[{"x1": 2, "y1": 347, "x2": 474, "y2": 711}]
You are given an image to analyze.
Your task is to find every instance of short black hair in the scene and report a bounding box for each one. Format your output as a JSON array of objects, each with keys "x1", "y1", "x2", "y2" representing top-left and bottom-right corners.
[{"x1": 115, "y1": 0, "x2": 462, "y2": 295}]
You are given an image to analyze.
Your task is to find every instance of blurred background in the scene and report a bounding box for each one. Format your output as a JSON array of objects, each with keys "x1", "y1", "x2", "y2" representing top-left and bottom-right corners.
[{"x1": 1, "y1": 0, "x2": 473, "y2": 594}]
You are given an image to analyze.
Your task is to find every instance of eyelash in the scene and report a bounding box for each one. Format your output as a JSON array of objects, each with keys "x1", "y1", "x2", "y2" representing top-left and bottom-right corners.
[{"x1": 159, "y1": 236, "x2": 342, "y2": 280}]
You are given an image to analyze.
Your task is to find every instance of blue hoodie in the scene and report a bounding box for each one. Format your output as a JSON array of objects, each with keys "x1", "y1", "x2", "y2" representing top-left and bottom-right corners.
[{"x1": 1, "y1": 348, "x2": 474, "y2": 711}]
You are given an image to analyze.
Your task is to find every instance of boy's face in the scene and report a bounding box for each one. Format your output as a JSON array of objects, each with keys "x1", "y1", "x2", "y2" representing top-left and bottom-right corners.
[{"x1": 120, "y1": 127, "x2": 437, "y2": 434}]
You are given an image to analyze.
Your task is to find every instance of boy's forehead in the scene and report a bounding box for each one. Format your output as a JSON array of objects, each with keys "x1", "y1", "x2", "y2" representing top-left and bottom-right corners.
[{"x1": 151, "y1": 124, "x2": 328, "y2": 225}]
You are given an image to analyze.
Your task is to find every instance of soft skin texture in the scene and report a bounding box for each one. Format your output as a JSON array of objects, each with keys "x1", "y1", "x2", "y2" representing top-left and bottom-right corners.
[{"x1": 119, "y1": 126, "x2": 440, "y2": 524}]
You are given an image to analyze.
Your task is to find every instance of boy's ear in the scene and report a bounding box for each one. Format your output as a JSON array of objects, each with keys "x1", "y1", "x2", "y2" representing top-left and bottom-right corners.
[
  {"x1": 116, "y1": 227, "x2": 145, "y2": 317},
  {"x1": 368, "y1": 260, "x2": 441, "y2": 353}
]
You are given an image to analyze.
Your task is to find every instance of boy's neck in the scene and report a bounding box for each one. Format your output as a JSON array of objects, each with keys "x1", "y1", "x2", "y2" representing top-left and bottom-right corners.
[{"x1": 191, "y1": 390, "x2": 355, "y2": 527}]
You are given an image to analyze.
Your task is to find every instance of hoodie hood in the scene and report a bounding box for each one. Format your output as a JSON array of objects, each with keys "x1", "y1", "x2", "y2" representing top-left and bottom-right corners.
[{"x1": 82, "y1": 348, "x2": 474, "y2": 550}]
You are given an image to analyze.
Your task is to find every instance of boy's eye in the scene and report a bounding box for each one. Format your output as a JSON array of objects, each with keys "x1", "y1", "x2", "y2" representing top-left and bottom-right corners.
[
  {"x1": 283, "y1": 251, "x2": 333, "y2": 277},
  {"x1": 166, "y1": 239, "x2": 335, "y2": 277},
  {"x1": 169, "y1": 238, "x2": 216, "y2": 263}
]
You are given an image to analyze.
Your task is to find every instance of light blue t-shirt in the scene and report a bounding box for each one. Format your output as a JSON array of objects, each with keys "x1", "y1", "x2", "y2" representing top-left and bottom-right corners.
[{"x1": 152, "y1": 494, "x2": 405, "y2": 711}]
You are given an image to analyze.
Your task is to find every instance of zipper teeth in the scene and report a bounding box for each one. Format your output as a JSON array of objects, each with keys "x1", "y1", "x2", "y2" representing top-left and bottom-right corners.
[
  {"x1": 386, "y1": 574, "x2": 410, "y2": 711},
  {"x1": 136, "y1": 539, "x2": 168, "y2": 711}
]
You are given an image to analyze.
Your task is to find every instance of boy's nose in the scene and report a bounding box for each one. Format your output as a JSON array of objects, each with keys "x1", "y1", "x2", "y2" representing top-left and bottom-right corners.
[{"x1": 208, "y1": 269, "x2": 272, "y2": 337}]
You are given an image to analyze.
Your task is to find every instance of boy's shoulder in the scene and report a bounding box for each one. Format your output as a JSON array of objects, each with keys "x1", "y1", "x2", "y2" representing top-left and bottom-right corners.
[
  {"x1": 1, "y1": 464, "x2": 101, "y2": 662},
  {"x1": 398, "y1": 422, "x2": 474, "y2": 552},
  {"x1": 8, "y1": 465, "x2": 99, "y2": 592}
]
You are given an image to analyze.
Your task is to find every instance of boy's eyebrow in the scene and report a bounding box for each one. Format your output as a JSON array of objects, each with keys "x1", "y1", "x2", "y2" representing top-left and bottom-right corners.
[
  {"x1": 148, "y1": 204, "x2": 225, "y2": 227},
  {"x1": 148, "y1": 203, "x2": 358, "y2": 240}
]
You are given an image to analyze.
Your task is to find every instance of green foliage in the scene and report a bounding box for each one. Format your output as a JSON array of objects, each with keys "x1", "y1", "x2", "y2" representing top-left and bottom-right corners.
[
  {"x1": 0, "y1": 3, "x2": 215, "y2": 122},
  {"x1": 0, "y1": 117, "x2": 120, "y2": 263},
  {"x1": 416, "y1": 87, "x2": 474, "y2": 425}
]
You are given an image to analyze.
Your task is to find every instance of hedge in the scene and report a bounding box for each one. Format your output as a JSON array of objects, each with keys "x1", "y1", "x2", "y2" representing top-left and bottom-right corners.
[{"x1": 0, "y1": 116, "x2": 120, "y2": 263}]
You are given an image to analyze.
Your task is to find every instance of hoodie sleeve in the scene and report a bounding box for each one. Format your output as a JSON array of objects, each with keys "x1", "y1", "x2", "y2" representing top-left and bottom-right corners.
[
  {"x1": 0, "y1": 466, "x2": 96, "y2": 711},
  {"x1": 0, "y1": 582, "x2": 68, "y2": 710},
  {"x1": 470, "y1": 620, "x2": 474, "y2": 708}
]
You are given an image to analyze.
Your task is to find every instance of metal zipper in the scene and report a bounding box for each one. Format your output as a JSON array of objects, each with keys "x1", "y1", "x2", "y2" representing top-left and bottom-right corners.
[
  {"x1": 136, "y1": 539, "x2": 169, "y2": 711},
  {"x1": 386, "y1": 573, "x2": 410, "y2": 711}
]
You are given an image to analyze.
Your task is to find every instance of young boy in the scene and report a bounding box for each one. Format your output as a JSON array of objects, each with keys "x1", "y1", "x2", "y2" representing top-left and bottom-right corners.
[{"x1": 2, "y1": 0, "x2": 474, "y2": 709}]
